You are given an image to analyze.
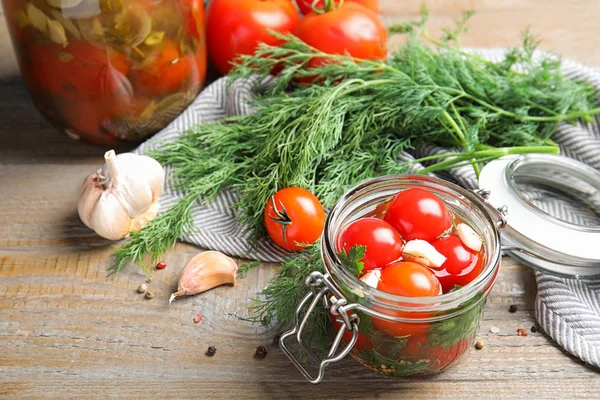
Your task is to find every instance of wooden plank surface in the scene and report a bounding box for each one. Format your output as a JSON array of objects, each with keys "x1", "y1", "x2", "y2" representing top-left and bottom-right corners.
[{"x1": 1, "y1": 1, "x2": 600, "y2": 398}]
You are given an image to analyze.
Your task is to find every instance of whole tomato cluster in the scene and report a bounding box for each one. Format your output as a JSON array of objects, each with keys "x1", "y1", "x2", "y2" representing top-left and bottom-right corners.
[
  {"x1": 338, "y1": 188, "x2": 485, "y2": 297},
  {"x1": 334, "y1": 188, "x2": 486, "y2": 359},
  {"x1": 206, "y1": 0, "x2": 387, "y2": 75}
]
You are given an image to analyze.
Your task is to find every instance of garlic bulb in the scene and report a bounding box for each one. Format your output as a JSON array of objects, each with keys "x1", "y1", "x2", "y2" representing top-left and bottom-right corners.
[{"x1": 78, "y1": 150, "x2": 165, "y2": 240}]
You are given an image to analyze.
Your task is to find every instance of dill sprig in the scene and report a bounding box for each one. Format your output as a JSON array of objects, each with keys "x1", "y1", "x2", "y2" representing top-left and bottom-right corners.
[
  {"x1": 247, "y1": 243, "x2": 330, "y2": 356},
  {"x1": 112, "y1": 9, "x2": 599, "y2": 275}
]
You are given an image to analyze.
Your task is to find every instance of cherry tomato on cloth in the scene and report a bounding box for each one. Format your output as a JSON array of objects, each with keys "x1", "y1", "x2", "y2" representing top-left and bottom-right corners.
[
  {"x1": 206, "y1": 0, "x2": 300, "y2": 75},
  {"x1": 30, "y1": 41, "x2": 130, "y2": 100},
  {"x1": 337, "y1": 217, "x2": 403, "y2": 274},
  {"x1": 295, "y1": 0, "x2": 379, "y2": 15},
  {"x1": 383, "y1": 188, "x2": 451, "y2": 242},
  {"x1": 130, "y1": 40, "x2": 192, "y2": 95},
  {"x1": 431, "y1": 234, "x2": 483, "y2": 293},
  {"x1": 263, "y1": 187, "x2": 325, "y2": 251},
  {"x1": 293, "y1": 2, "x2": 387, "y2": 67}
]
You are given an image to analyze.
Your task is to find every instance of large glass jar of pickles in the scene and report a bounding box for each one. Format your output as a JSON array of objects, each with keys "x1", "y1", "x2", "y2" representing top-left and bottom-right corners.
[{"x1": 2, "y1": 0, "x2": 206, "y2": 143}]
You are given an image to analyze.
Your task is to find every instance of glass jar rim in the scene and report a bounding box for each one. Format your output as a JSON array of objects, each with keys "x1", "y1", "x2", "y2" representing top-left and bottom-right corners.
[{"x1": 321, "y1": 174, "x2": 502, "y2": 313}]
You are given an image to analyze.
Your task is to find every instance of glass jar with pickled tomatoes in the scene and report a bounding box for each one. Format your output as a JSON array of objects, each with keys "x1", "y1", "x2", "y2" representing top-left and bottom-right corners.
[
  {"x1": 279, "y1": 175, "x2": 504, "y2": 383},
  {"x1": 2, "y1": 0, "x2": 206, "y2": 143}
]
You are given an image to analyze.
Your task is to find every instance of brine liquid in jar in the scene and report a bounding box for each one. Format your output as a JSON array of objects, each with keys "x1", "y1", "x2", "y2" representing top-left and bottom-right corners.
[{"x1": 3, "y1": 0, "x2": 207, "y2": 143}]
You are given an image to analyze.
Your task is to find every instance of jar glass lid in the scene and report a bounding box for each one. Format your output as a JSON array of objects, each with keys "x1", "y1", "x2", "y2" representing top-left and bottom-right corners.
[{"x1": 478, "y1": 154, "x2": 600, "y2": 278}]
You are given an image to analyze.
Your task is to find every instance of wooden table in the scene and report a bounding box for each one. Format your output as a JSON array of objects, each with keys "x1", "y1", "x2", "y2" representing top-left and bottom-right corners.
[{"x1": 1, "y1": 1, "x2": 600, "y2": 398}]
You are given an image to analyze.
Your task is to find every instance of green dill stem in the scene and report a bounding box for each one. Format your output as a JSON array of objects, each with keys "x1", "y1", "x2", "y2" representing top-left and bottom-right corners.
[
  {"x1": 418, "y1": 145, "x2": 560, "y2": 174},
  {"x1": 524, "y1": 108, "x2": 600, "y2": 122}
]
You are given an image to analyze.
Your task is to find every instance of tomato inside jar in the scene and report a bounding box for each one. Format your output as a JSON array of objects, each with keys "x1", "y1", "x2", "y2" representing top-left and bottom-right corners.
[
  {"x1": 3, "y1": 0, "x2": 207, "y2": 143},
  {"x1": 319, "y1": 176, "x2": 501, "y2": 377}
]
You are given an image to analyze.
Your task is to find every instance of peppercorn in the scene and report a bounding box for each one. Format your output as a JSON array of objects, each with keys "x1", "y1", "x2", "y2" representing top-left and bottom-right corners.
[
  {"x1": 531, "y1": 325, "x2": 538, "y2": 333},
  {"x1": 475, "y1": 340, "x2": 485, "y2": 350},
  {"x1": 517, "y1": 328, "x2": 528, "y2": 336},
  {"x1": 254, "y1": 346, "x2": 268, "y2": 359},
  {"x1": 272, "y1": 334, "x2": 282, "y2": 346},
  {"x1": 146, "y1": 277, "x2": 153, "y2": 283},
  {"x1": 156, "y1": 262, "x2": 167, "y2": 270},
  {"x1": 194, "y1": 314, "x2": 203, "y2": 324},
  {"x1": 509, "y1": 304, "x2": 518, "y2": 313},
  {"x1": 145, "y1": 290, "x2": 155, "y2": 299},
  {"x1": 138, "y1": 283, "x2": 148, "y2": 294},
  {"x1": 205, "y1": 346, "x2": 217, "y2": 357}
]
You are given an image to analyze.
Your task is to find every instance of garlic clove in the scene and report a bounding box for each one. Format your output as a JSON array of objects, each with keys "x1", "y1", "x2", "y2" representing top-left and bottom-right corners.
[
  {"x1": 169, "y1": 251, "x2": 238, "y2": 304},
  {"x1": 402, "y1": 239, "x2": 447, "y2": 268},
  {"x1": 456, "y1": 223, "x2": 483, "y2": 252},
  {"x1": 89, "y1": 192, "x2": 132, "y2": 241},
  {"x1": 77, "y1": 172, "x2": 103, "y2": 229},
  {"x1": 360, "y1": 269, "x2": 381, "y2": 289}
]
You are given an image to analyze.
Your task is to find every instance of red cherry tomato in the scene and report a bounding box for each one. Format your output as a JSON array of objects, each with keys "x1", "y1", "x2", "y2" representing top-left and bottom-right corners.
[
  {"x1": 337, "y1": 217, "x2": 403, "y2": 274},
  {"x1": 431, "y1": 234, "x2": 484, "y2": 293},
  {"x1": 371, "y1": 261, "x2": 440, "y2": 338},
  {"x1": 263, "y1": 187, "x2": 325, "y2": 251},
  {"x1": 371, "y1": 312, "x2": 430, "y2": 340},
  {"x1": 206, "y1": 0, "x2": 300, "y2": 75},
  {"x1": 377, "y1": 261, "x2": 442, "y2": 297},
  {"x1": 331, "y1": 316, "x2": 374, "y2": 351},
  {"x1": 296, "y1": 0, "x2": 379, "y2": 15},
  {"x1": 426, "y1": 338, "x2": 471, "y2": 372},
  {"x1": 30, "y1": 41, "x2": 130, "y2": 100},
  {"x1": 373, "y1": 197, "x2": 392, "y2": 219},
  {"x1": 293, "y1": 2, "x2": 387, "y2": 71},
  {"x1": 383, "y1": 188, "x2": 451, "y2": 242},
  {"x1": 130, "y1": 40, "x2": 192, "y2": 95}
]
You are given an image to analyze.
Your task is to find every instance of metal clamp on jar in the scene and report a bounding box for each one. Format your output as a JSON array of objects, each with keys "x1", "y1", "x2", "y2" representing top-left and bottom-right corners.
[{"x1": 280, "y1": 153, "x2": 600, "y2": 384}]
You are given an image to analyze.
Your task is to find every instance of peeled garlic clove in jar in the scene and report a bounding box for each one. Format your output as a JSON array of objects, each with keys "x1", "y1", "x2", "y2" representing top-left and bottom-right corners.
[
  {"x1": 402, "y1": 239, "x2": 447, "y2": 268},
  {"x1": 77, "y1": 150, "x2": 165, "y2": 240},
  {"x1": 170, "y1": 251, "x2": 239, "y2": 304},
  {"x1": 456, "y1": 223, "x2": 483, "y2": 252},
  {"x1": 360, "y1": 269, "x2": 381, "y2": 289}
]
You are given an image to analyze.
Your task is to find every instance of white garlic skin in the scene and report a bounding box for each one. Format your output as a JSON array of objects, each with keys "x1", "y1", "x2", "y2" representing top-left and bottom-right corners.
[{"x1": 77, "y1": 150, "x2": 165, "y2": 240}]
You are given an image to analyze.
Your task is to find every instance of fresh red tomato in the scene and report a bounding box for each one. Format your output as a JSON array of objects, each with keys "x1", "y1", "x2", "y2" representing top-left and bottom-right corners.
[
  {"x1": 206, "y1": 0, "x2": 300, "y2": 75},
  {"x1": 263, "y1": 187, "x2": 325, "y2": 251},
  {"x1": 377, "y1": 261, "x2": 442, "y2": 297},
  {"x1": 431, "y1": 234, "x2": 483, "y2": 293},
  {"x1": 130, "y1": 40, "x2": 192, "y2": 95},
  {"x1": 296, "y1": 0, "x2": 379, "y2": 15},
  {"x1": 337, "y1": 217, "x2": 403, "y2": 274},
  {"x1": 293, "y1": 2, "x2": 387, "y2": 71},
  {"x1": 30, "y1": 41, "x2": 130, "y2": 100},
  {"x1": 383, "y1": 188, "x2": 451, "y2": 242},
  {"x1": 331, "y1": 316, "x2": 374, "y2": 351}
]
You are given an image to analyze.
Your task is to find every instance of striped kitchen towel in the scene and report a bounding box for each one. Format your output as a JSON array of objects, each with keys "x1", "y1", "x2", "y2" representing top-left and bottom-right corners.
[{"x1": 136, "y1": 51, "x2": 600, "y2": 369}]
